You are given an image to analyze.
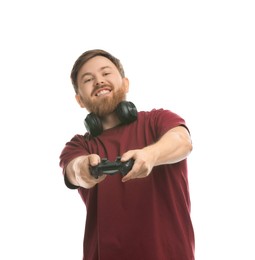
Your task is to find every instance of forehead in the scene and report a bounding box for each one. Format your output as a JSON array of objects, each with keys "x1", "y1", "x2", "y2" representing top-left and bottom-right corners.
[{"x1": 79, "y1": 56, "x2": 117, "y2": 75}]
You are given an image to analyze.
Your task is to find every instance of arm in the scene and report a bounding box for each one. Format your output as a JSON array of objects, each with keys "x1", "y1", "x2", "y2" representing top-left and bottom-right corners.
[
  {"x1": 65, "y1": 154, "x2": 106, "y2": 189},
  {"x1": 121, "y1": 125, "x2": 192, "y2": 182}
]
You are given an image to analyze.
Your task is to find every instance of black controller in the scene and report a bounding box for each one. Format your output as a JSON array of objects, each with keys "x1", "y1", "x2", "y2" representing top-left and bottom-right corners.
[{"x1": 90, "y1": 156, "x2": 134, "y2": 179}]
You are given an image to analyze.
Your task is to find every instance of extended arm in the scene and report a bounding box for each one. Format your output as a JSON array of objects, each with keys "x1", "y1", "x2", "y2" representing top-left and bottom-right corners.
[{"x1": 121, "y1": 125, "x2": 192, "y2": 182}]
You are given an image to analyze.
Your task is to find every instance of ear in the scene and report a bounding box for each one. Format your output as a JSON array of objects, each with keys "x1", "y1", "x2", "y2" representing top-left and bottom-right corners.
[
  {"x1": 75, "y1": 94, "x2": 85, "y2": 108},
  {"x1": 123, "y1": 77, "x2": 129, "y2": 93}
]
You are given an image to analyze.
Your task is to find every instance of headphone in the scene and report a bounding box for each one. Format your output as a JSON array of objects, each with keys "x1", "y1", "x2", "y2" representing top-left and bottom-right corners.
[{"x1": 84, "y1": 101, "x2": 138, "y2": 137}]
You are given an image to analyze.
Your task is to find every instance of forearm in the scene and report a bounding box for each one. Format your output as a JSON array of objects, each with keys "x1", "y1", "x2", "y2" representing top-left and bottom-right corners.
[
  {"x1": 121, "y1": 126, "x2": 192, "y2": 182},
  {"x1": 65, "y1": 156, "x2": 86, "y2": 187},
  {"x1": 144, "y1": 126, "x2": 192, "y2": 166}
]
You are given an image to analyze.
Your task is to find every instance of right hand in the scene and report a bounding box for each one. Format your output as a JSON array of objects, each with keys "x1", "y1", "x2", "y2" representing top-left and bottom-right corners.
[{"x1": 69, "y1": 154, "x2": 107, "y2": 189}]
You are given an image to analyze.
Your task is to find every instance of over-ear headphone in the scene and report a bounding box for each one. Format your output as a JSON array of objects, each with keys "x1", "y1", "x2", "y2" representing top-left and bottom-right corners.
[{"x1": 84, "y1": 101, "x2": 138, "y2": 137}]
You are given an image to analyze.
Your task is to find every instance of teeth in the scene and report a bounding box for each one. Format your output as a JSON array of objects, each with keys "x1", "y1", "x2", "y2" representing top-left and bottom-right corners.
[{"x1": 96, "y1": 90, "x2": 110, "y2": 96}]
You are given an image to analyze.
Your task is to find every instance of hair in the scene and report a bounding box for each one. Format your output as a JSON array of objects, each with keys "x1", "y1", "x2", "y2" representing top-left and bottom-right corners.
[{"x1": 70, "y1": 49, "x2": 125, "y2": 93}]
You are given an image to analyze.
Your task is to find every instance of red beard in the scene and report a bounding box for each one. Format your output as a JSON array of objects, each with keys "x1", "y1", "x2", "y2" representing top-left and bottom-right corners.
[{"x1": 83, "y1": 87, "x2": 127, "y2": 117}]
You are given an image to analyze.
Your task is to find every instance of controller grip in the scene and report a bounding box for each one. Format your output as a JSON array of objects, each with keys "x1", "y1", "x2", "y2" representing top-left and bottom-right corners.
[{"x1": 119, "y1": 159, "x2": 134, "y2": 175}]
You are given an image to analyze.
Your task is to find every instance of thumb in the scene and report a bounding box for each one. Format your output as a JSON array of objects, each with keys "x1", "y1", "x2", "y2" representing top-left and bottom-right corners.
[
  {"x1": 88, "y1": 154, "x2": 101, "y2": 166},
  {"x1": 121, "y1": 151, "x2": 133, "y2": 162}
]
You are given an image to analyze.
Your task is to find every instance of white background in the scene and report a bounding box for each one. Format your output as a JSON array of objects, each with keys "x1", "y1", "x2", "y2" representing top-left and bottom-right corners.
[{"x1": 0, "y1": 0, "x2": 254, "y2": 259}]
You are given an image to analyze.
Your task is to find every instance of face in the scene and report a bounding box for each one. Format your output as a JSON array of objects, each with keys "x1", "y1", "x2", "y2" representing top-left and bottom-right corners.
[{"x1": 75, "y1": 56, "x2": 129, "y2": 117}]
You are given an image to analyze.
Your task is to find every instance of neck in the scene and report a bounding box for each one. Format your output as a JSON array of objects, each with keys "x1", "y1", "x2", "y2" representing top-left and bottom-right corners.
[{"x1": 100, "y1": 112, "x2": 121, "y2": 130}]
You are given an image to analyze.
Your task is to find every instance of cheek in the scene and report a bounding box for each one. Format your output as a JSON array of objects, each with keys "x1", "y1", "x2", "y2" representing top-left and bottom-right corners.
[
  {"x1": 115, "y1": 78, "x2": 127, "y2": 89},
  {"x1": 78, "y1": 86, "x2": 92, "y2": 98}
]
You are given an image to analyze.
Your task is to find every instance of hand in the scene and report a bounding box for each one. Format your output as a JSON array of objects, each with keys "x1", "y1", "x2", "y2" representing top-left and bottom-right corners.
[
  {"x1": 121, "y1": 147, "x2": 157, "y2": 182},
  {"x1": 73, "y1": 154, "x2": 107, "y2": 188}
]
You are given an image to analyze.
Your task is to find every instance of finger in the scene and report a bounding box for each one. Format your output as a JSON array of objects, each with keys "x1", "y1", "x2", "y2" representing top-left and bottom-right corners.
[
  {"x1": 121, "y1": 173, "x2": 132, "y2": 182},
  {"x1": 121, "y1": 150, "x2": 135, "y2": 162},
  {"x1": 121, "y1": 167, "x2": 137, "y2": 182},
  {"x1": 89, "y1": 155, "x2": 101, "y2": 166},
  {"x1": 96, "y1": 174, "x2": 107, "y2": 183}
]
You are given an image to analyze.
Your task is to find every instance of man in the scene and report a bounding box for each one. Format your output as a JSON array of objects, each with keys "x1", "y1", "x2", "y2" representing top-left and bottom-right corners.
[{"x1": 59, "y1": 49, "x2": 195, "y2": 260}]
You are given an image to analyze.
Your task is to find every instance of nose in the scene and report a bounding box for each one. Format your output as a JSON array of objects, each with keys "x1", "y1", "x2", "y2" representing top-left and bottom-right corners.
[{"x1": 95, "y1": 76, "x2": 105, "y2": 86}]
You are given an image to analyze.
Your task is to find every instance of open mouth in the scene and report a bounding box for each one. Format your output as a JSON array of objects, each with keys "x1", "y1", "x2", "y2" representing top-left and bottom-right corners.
[{"x1": 95, "y1": 87, "x2": 112, "y2": 97}]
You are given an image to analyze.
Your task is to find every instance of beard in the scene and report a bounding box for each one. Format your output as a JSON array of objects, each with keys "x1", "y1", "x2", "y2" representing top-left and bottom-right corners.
[{"x1": 82, "y1": 86, "x2": 127, "y2": 118}]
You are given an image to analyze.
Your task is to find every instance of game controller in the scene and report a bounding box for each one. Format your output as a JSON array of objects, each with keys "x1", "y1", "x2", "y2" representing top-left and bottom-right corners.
[{"x1": 90, "y1": 156, "x2": 134, "y2": 179}]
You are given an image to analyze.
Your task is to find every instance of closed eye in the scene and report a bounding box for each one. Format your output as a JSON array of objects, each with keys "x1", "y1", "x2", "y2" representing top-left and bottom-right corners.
[{"x1": 84, "y1": 77, "x2": 93, "y2": 83}]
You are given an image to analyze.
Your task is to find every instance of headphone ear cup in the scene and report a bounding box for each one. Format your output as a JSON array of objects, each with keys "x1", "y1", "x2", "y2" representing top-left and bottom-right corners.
[
  {"x1": 84, "y1": 102, "x2": 137, "y2": 137},
  {"x1": 84, "y1": 113, "x2": 103, "y2": 137},
  {"x1": 115, "y1": 101, "x2": 138, "y2": 124}
]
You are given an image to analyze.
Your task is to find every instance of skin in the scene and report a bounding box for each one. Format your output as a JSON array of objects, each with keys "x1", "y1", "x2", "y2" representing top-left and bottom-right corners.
[{"x1": 66, "y1": 56, "x2": 193, "y2": 188}]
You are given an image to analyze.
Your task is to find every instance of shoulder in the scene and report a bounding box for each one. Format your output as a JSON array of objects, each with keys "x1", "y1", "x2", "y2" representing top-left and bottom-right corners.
[
  {"x1": 138, "y1": 108, "x2": 187, "y2": 136},
  {"x1": 70, "y1": 133, "x2": 87, "y2": 142},
  {"x1": 138, "y1": 108, "x2": 182, "y2": 120}
]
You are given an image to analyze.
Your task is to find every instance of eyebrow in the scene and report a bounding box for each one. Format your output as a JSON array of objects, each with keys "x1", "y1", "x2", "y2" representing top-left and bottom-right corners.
[{"x1": 80, "y1": 66, "x2": 112, "y2": 80}]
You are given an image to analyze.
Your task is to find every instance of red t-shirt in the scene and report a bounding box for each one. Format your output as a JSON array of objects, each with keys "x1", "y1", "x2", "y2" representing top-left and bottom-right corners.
[{"x1": 59, "y1": 109, "x2": 195, "y2": 260}]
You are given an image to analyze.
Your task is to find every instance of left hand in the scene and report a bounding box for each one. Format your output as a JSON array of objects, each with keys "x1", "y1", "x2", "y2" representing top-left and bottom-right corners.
[{"x1": 121, "y1": 147, "x2": 157, "y2": 182}]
